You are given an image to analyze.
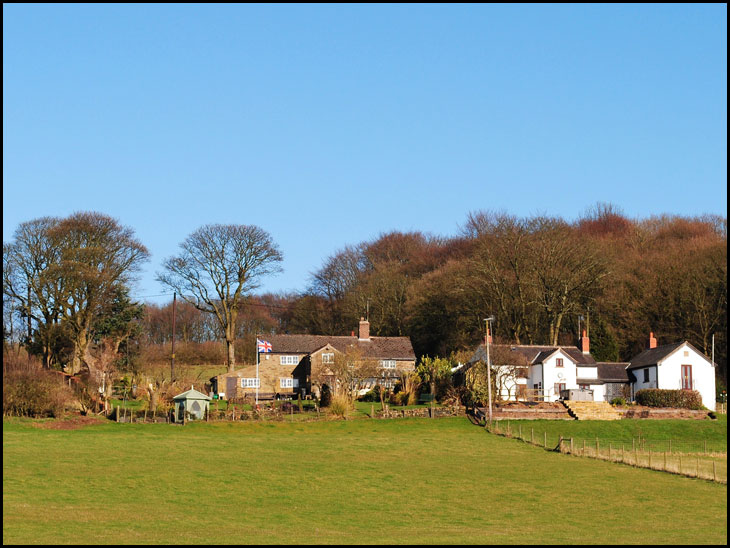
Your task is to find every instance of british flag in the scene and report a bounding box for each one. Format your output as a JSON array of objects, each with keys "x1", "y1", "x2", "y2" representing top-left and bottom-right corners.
[{"x1": 257, "y1": 339, "x2": 272, "y2": 353}]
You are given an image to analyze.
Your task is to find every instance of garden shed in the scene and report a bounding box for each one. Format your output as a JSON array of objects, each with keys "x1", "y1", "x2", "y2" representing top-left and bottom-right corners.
[{"x1": 172, "y1": 387, "x2": 211, "y2": 423}]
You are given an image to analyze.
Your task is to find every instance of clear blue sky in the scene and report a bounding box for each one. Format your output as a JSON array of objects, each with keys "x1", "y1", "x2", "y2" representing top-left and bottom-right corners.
[{"x1": 4, "y1": 4, "x2": 727, "y2": 303}]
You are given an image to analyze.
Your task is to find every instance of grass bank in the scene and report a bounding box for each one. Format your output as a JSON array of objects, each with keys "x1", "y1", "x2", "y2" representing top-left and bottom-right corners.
[{"x1": 3, "y1": 417, "x2": 726, "y2": 544}]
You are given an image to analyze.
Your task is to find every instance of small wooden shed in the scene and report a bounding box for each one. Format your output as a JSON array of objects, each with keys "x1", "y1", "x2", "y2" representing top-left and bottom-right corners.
[{"x1": 172, "y1": 387, "x2": 211, "y2": 423}]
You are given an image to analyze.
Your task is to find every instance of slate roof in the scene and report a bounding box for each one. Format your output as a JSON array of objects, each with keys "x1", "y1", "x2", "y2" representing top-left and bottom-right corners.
[
  {"x1": 470, "y1": 344, "x2": 596, "y2": 366},
  {"x1": 626, "y1": 342, "x2": 685, "y2": 370},
  {"x1": 596, "y1": 363, "x2": 630, "y2": 383},
  {"x1": 256, "y1": 333, "x2": 416, "y2": 361}
]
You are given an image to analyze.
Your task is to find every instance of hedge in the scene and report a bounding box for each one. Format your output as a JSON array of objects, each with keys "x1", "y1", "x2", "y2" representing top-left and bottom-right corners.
[{"x1": 634, "y1": 389, "x2": 704, "y2": 410}]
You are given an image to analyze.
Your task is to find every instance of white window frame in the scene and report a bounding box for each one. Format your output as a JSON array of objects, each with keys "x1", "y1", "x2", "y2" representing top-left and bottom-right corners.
[
  {"x1": 280, "y1": 355, "x2": 299, "y2": 366},
  {"x1": 380, "y1": 359, "x2": 397, "y2": 369},
  {"x1": 322, "y1": 352, "x2": 334, "y2": 364},
  {"x1": 240, "y1": 378, "x2": 260, "y2": 388},
  {"x1": 280, "y1": 377, "x2": 294, "y2": 389}
]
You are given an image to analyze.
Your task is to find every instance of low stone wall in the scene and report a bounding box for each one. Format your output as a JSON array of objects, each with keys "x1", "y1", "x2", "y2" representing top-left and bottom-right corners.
[
  {"x1": 488, "y1": 402, "x2": 573, "y2": 420},
  {"x1": 618, "y1": 406, "x2": 715, "y2": 420},
  {"x1": 377, "y1": 406, "x2": 466, "y2": 419}
]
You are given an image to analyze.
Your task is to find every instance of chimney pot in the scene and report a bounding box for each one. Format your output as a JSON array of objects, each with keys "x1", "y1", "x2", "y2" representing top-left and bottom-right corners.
[
  {"x1": 580, "y1": 329, "x2": 590, "y2": 354},
  {"x1": 359, "y1": 319, "x2": 370, "y2": 340},
  {"x1": 648, "y1": 332, "x2": 657, "y2": 349}
]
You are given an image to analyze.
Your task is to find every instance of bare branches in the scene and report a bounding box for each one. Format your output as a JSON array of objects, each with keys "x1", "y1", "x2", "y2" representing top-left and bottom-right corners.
[{"x1": 156, "y1": 224, "x2": 283, "y2": 370}]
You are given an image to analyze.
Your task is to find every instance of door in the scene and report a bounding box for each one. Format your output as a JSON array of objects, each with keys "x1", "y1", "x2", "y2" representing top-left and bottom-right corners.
[
  {"x1": 227, "y1": 377, "x2": 238, "y2": 399},
  {"x1": 681, "y1": 365, "x2": 693, "y2": 390}
]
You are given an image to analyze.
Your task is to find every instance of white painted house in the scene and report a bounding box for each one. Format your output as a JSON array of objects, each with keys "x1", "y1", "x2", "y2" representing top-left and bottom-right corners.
[
  {"x1": 467, "y1": 331, "x2": 630, "y2": 402},
  {"x1": 627, "y1": 333, "x2": 717, "y2": 411}
]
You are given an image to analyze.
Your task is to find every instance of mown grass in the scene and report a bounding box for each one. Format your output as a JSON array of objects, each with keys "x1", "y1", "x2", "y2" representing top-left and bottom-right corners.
[
  {"x1": 3, "y1": 417, "x2": 727, "y2": 544},
  {"x1": 493, "y1": 415, "x2": 727, "y2": 453}
]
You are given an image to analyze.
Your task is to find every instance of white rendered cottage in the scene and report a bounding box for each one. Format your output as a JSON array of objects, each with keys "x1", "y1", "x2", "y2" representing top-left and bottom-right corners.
[
  {"x1": 627, "y1": 333, "x2": 717, "y2": 411},
  {"x1": 467, "y1": 331, "x2": 628, "y2": 402}
]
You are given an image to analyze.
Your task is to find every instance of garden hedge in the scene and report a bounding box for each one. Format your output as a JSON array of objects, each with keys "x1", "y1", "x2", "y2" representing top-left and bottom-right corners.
[{"x1": 634, "y1": 388, "x2": 704, "y2": 410}]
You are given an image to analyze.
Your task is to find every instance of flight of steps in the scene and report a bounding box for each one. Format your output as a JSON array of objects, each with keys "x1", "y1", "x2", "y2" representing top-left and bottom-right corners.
[{"x1": 562, "y1": 400, "x2": 622, "y2": 420}]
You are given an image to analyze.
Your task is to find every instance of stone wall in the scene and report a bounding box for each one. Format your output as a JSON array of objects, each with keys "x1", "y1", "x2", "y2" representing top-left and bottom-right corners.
[{"x1": 618, "y1": 406, "x2": 715, "y2": 420}]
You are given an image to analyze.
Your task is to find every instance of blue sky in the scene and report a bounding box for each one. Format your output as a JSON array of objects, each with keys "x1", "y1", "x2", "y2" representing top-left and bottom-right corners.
[{"x1": 3, "y1": 4, "x2": 727, "y2": 303}]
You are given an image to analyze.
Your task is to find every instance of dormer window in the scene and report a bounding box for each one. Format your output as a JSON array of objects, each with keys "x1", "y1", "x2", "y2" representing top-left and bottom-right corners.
[{"x1": 556, "y1": 358, "x2": 564, "y2": 368}]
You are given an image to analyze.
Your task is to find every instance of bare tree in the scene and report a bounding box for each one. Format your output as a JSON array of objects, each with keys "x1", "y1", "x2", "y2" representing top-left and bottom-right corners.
[{"x1": 157, "y1": 224, "x2": 283, "y2": 371}]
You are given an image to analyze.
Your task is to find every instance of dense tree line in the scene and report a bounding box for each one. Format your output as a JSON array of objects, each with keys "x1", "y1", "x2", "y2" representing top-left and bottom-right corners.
[
  {"x1": 4, "y1": 205, "x2": 727, "y2": 394},
  {"x1": 282, "y1": 204, "x2": 727, "y2": 388}
]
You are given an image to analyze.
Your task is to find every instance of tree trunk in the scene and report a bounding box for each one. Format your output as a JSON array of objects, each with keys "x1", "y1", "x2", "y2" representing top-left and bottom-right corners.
[{"x1": 226, "y1": 337, "x2": 236, "y2": 372}]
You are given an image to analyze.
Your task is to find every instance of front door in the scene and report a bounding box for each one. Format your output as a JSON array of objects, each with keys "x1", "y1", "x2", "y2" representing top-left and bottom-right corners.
[{"x1": 681, "y1": 365, "x2": 693, "y2": 390}]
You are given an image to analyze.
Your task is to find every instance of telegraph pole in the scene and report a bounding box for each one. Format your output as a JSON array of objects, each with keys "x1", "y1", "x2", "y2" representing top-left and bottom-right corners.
[
  {"x1": 484, "y1": 316, "x2": 495, "y2": 424},
  {"x1": 171, "y1": 292, "x2": 176, "y2": 382}
]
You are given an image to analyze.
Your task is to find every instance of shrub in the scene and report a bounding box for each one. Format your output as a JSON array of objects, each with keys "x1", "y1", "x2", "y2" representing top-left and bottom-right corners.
[
  {"x1": 610, "y1": 397, "x2": 626, "y2": 406},
  {"x1": 635, "y1": 389, "x2": 703, "y2": 410},
  {"x1": 319, "y1": 384, "x2": 332, "y2": 407},
  {"x1": 328, "y1": 393, "x2": 352, "y2": 418},
  {"x1": 3, "y1": 368, "x2": 75, "y2": 418},
  {"x1": 358, "y1": 385, "x2": 382, "y2": 402}
]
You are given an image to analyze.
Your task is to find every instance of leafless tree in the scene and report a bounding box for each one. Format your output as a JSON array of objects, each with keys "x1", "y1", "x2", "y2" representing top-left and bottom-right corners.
[{"x1": 157, "y1": 224, "x2": 283, "y2": 371}]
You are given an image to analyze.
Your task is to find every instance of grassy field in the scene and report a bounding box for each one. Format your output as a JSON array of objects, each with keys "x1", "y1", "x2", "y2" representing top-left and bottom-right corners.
[
  {"x1": 3, "y1": 417, "x2": 727, "y2": 544},
  {"x1": 491, "y1": 415, "x2": 728, "y2": 453}
]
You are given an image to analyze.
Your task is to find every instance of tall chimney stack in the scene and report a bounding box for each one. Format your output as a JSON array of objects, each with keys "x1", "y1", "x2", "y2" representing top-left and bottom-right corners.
[
  {"x1": 580, "y1": 329, "x2": 590, "y2": 354},
  {"x1": 358, "y1": 317, "x2": 370, "y2": 341},
  {"x1": 648, "y1": 331, "x2": 657, "y2": 349}
]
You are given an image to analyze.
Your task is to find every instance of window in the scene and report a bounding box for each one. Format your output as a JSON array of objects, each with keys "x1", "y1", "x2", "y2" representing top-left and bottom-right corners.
[
  {"x1": 643, "y1": 369, "x2": 650, "y2": 383},
  {"x1": 322, "y1": 353, "x2": 334, "y2": 364},
  {"x1": 380, "y1": 360, "x2": 397, "y2": 369},
  {"x1": 280, "y1": 378, "x2": 294, "y2": 388},
  {"x1": 280, "y1": 355, "x2": 299, "y2": 366},
  {"x1": 240, "y1": 378, "x2": 260, "y2": 388},
  {"x1": 579, "y1": 384, "x2": 590, "y2": 390},
  {"x1": 556, "y1": 358, "x2": 564, "y2": 368}
]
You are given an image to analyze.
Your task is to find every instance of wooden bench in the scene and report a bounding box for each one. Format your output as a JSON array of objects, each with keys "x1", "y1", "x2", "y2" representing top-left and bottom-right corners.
[{"x1": 418, "y1": 393, "x2": 435, "y2": 404}]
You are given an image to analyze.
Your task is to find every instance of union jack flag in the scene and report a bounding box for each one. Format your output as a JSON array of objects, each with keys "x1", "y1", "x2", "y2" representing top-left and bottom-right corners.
[{"x1": 257, "y1": 339, "x2": 272, "y2": 353}]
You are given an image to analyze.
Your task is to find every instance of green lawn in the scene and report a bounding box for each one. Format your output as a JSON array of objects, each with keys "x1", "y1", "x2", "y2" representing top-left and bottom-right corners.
[
  {"x1": 491, "y1": 415, "x2": 728, "y2": 454},
  {"x1": 3, "y1": 417, "x2": 727, "y2": 544}
]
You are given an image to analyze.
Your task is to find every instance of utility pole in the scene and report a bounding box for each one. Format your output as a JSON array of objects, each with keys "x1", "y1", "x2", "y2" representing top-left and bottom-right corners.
[
  {"x1": 484, "y1": 316, "x2": 495, "y2": 424},
  {"x1": 171, "y1": 292, "x2": 176, "y2": 382}
]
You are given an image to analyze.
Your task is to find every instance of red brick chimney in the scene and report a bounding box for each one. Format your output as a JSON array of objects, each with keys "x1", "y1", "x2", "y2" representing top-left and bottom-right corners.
[
  {"x1": 358, "y1": 318, "x2": 370, "y2": 340},
  {"x1": 648, "y1": 331, "x2": 657, "y2": 349},
  {"x1": 580, "y1": 329, "x2": 590, "y2": 354}
]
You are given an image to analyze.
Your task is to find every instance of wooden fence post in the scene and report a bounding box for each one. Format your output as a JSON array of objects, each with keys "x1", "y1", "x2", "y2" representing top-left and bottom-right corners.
[
  {"x1": 596, "y1": 439, "x2": 600, "y2": 458},
  {"x1": 696, "y1": 456, "x2": 700, "y2": 478},
  {"x1": 570, "y1": 438, "x2": 573, "y2": 453},
  {"x1": 519, "y1": 425, "x2": 522, "y2": 440},
  {"x1": 713, "y1": 461, "x2": 717, "y2": 482},
  {"x1": 531, "y1": 428, "x2": 534, "y2": 444},
  {"x1": 544, "y1": 432, "x2": 547, "y2": 448}
]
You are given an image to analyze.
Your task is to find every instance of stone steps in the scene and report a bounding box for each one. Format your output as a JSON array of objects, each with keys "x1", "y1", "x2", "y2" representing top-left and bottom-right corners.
[{"x1": 563, "y1": 401, "x2": 622, "y2": 421}]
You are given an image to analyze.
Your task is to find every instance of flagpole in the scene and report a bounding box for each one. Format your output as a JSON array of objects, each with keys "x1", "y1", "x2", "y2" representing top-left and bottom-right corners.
[{"x1": 256, "y1": 339, "x2": 259, "y2": 406}]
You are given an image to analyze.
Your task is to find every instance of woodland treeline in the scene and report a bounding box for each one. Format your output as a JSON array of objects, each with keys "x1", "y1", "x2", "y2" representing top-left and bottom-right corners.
[{"x1": 4, "y1": 204, "x2": 728, "y2": 389}]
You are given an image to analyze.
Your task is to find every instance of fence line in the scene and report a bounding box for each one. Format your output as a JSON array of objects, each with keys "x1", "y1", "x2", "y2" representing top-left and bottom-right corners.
[{"x1": 482, "y1": 418, "x2": 727, "y2": 484}]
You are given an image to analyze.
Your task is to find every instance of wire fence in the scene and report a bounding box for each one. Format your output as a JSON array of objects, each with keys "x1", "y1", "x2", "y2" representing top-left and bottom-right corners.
[{"x1": 482, "y1": 418, "x2": 727, "y2": 484}]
